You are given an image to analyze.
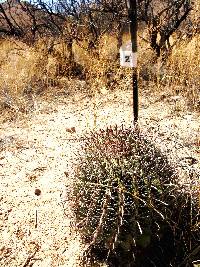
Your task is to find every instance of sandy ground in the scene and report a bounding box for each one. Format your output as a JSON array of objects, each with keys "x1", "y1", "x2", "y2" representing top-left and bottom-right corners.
[{"x1": 0, "y1": 87, "x2": 199, "y2": 266}]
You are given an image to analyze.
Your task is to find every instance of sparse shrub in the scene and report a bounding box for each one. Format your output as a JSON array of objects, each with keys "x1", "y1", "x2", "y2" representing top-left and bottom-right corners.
[{"x1": 70, "y1": 125, "x2": 199, "y2": 266}]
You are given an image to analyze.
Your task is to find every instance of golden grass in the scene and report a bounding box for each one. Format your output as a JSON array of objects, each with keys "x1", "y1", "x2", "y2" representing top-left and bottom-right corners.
[
  {"x1": 165, "y1": 35, "x2": 200, "y2": 108},
  {"x1": 0, "y1": 37, "x2": 59, "y2": 117},
  {"x1": 0, "y1": 30, "x2": 199, "y2": 119}
]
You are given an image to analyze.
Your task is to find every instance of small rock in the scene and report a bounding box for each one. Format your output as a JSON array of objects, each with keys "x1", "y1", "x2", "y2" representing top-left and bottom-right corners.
[
  {"x1": 35, "y1": 188, "x2": 41, "y2": 196},
  {"x1": 66, "y1": 127, "x2": 76, "y2": 133}
]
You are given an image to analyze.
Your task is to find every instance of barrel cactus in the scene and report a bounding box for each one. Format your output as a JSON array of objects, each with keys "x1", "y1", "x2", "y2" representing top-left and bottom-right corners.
[{"x1": 70, "y1": 125, "x2": 199, "y2": 266}]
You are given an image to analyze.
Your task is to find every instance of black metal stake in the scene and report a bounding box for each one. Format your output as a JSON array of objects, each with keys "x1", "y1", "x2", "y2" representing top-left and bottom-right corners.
[{"x1": 128, "y1": 0, "x2": 138, "y2": 123}]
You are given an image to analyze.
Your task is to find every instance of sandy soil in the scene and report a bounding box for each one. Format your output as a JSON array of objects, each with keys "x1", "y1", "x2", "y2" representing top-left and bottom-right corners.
[{"x1": 0, "y1": 87, "x2": 199, "y2": 266}]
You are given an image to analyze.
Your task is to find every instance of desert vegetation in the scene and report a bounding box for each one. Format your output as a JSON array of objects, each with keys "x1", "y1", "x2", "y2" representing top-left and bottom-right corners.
[
  {"x1": 71, "y1": 126, "x2": 199, "y2": 266},
  {"x1": 0, "y1": 0, "x2": 199, "y2": 266},
  {"x1": 0, "y1": 0, "x2": 199, "y2": 116}
]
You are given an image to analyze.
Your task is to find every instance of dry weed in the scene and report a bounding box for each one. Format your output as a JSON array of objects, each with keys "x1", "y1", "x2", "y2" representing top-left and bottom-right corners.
[
  {"x1": 165, "y1": 35, "x2": 200, "y2": 109},
  {"x1": 0, "y1": 27, "x2": 199, "y2": 120}
]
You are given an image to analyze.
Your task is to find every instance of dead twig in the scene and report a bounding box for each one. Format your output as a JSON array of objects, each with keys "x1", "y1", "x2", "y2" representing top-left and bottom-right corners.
[{"x1": 22, "y1": 245, "x2": 40, "y2": 267}]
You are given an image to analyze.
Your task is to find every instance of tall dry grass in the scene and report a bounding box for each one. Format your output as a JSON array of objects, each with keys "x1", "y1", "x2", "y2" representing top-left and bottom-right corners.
[
  {"x1": 0, "y1": 37, "x2": 61, "y2": 120},
  {"x1": 165, "y1": 35, "x2": 200, "y2": 109},
  {"x1": 0, "y1": 29, "x2": 199, "y2": 121}
]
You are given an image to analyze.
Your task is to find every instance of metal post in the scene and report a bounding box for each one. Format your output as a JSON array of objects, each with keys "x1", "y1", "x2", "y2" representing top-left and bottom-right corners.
[{"x1": 127, "y1": 0, "x2": 138, "y2": 123}]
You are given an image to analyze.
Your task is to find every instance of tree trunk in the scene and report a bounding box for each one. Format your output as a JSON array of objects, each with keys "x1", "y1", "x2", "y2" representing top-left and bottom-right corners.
[
  {"x1": 67, "y1": 38, "x2": 74, "y2": 66},
  {"x1": 116, "y1": 22, "x2": 123, "y2": 59}
]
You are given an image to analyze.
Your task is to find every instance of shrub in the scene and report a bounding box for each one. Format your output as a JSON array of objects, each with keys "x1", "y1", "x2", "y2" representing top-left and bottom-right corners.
[{"x1": 70, "y1": 125, "x2": 199, "y2": 266}]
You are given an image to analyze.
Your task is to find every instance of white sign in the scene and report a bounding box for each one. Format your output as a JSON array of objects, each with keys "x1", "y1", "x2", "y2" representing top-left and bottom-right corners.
[{"x1": 120, "y1": 41, "x2": 137, "y2": 68}]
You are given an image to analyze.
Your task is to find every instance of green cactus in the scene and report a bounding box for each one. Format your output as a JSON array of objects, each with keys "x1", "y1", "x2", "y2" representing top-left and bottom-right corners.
[{"x1": 70, "y1": 125, "x2": 199, "y2": 266}]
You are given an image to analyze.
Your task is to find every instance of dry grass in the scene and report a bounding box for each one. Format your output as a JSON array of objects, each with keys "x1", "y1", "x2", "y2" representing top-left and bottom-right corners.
[
  {"x1": 0, "y1": 28, "x2": 199, "y2": 118},
  {"x1": 0, "y1": 37, "x2": 60, "y2": 120},
  {"x1": 165, "y1": 35, "x2": 200, "y2": 109}
]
